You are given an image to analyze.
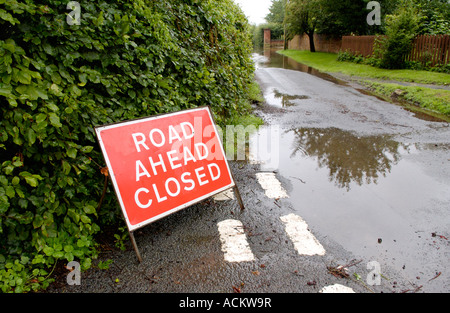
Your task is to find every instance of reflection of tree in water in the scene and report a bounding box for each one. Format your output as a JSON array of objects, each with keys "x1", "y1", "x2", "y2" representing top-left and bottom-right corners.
[{"x1": 289, "y1": 128, "x2": 404, "y2": 190}]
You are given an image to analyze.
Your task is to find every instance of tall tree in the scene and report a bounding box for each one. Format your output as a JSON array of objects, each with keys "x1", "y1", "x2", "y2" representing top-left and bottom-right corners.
[
  {"x1": 265, "y1": 0, "x2": 286, "y2": 25},
  {"x1": 318, "y1": 0, "x2": 368, "y2": 36},
  {"x1": 285, "y1": 0, "x2": 322, "y2": 52},
  {"x1": 413, "y1": 0, "x2": 450, "y2": 34}
]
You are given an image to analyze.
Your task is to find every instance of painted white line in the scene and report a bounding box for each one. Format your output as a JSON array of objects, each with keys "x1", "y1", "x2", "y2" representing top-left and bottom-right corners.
[
  {"x1": 280, "y1": 214, "x2": 326, "y2": 256},
  {"x1": 217, "y1": 219, "x2": 255, "y2": 263},
  {"x1": 320, "y1": 284, "x2": 355, "y2": 293},
  {"x1": 256, "y1": 172, "x2": 289, "y2": 199},
  {"x1": 213, "y1": 189, "x2": 235, "y2": 201}
]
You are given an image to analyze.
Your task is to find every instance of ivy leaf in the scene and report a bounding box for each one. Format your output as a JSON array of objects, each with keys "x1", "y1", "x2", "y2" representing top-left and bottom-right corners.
[
  {"x1": 11, "y1": 176, "x2": 20, "y2": 186},
  {"x1": 0, "y1": 195, "x2": 9, "y2": 214},
  {"x1": 48, "y1": 112, "x2": 62, "y2": 128},
  {"x1": 62, "y1": 160, "x2": 71, "y2": 175},
  {"x1": 45, "y1": 102, "x2": 59, "y2": 112},
  {"x1": 20, "y1": 172, "x2": 42, "y2": 187},
  {"x1": 35, "y1": 113, "x2": 47, "y2": 124},
  {"x1": 66, "y1": 147, "x2": 77, "y2": 159},
  {"x1": 80, "y1": 215, "x2": 91, "y2": 224},
  {"x1": 24, "y1": 176, "x2": 38, "y2": 187},
  {"x1": 17, "y1": 70, "x2": 31, "y2": 85},
  {"x1": 0, "y1": 84, "x2": 13, "y2": 97},
  {"x1": 80, "y1": 146, "x2": 93, "y2": 153},
  {"x1": 64, "y1": 245, "x2": 74, "y2": 253},
  {"x1": 33, "y1": 214, "x2": 44, "y2": 229},
  {"x1": 53, "y1": 251, "x2": 64, "y2": 258},
  {"x1": 26, "y1": 128, "x2": 36, "y2": 145},
  {"x1": 5, "y1": 185, "x2": 15, "y2": 198},
  {"x1": 0, "y1": 9, "x2": 19, "y2": 25},
  {"x1": 83, "y1": 204, "x2": 96, "y2": 215},
  {"x1": 43, "y1": 246, "x2": 54, "y2": 256}
]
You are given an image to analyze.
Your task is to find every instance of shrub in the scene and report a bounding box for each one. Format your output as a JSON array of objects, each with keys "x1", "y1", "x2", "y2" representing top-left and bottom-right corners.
[
  {"x1": 430, "y1": 63, "x2": 450, "y2": 74},
  {"x1": 377, "y1": 1, "x2": 419, "y2": 69},
  {"x1": 0, "y1": 0, "x2": 254, "y2": 292}
]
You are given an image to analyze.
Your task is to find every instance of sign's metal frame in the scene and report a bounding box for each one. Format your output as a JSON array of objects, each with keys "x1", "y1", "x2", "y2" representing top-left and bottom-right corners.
[{"x1": 95, "y1": 107, "x2": 245, "y2": 262}]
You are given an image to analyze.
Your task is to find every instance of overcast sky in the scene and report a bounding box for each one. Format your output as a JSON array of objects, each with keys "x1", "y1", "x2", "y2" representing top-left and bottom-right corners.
[{"x1": 234, "y1": 0, "x2": 272, "y2": 25}]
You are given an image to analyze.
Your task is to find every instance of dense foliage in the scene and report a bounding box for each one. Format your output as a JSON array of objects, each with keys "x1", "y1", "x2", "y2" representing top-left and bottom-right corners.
[
  {"x1": 281, "y1": 0, "x2": 449, "y2": 54},
  {"x1": 338, "y1": 0, "x2": 444, "y2": 69},
  {"x1": 373, "y1": 2, "x2": 420, "y2": 69},
  {"x1": 0, "y1": 0, "x2": 254, "y2": 292},
  {"x1": 414, "y1": 0, "x2": 450, "y2": 35}
]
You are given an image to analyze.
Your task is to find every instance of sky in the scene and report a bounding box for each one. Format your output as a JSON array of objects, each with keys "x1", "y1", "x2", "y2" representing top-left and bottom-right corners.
[{"x1": 234, "y1": 0, "x2": 272, "y2": 25}]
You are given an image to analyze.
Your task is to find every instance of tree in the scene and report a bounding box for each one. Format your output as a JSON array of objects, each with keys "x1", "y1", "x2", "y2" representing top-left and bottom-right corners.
[
  {"x1": 265, "y1": 0, "x2": 287, "y2": 49},
  {"x1": 285, "y1": 0, "x2": 323, "y2": 52},
  {"x1": 413, "y1": 0, "x2": 450, "y2": 34},
  {"x1": 266, "y1": 0, "x2": 286, "y2": 25},
  {"x1": 318, "y1": 0, "x2": 368, "y2": 36}
]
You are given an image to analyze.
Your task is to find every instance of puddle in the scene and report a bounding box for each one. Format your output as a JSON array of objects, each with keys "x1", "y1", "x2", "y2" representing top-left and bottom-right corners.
[
  {"x1": 264, "y1": 88, "x2": 310, "y2": 108},
  {"x1": 254, "y1": 49, "x2": 450, "y2": 123},
  {"x1": 253, "y1": 49, "x2": 349, "y2": 86},
  {"x1": 250, "y1": 126, "x2": 412, "y2": 190},
  {"x1": 249, "y1": 126, "x2": 450, "y2": 289},
  {"x1": 253, "y1": 48, "x2": 450, "y2": 291}
]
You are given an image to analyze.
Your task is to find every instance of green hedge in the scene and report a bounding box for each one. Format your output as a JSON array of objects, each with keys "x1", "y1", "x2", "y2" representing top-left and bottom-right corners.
[{"x1": 0, "y1": 0, "x2": 254, "y2": 292}]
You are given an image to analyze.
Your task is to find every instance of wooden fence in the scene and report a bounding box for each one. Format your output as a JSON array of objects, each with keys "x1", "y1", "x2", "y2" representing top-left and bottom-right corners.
[
  {"x1": 341, "y1": 34, "x2": 450, "y2": 66},
  {"x1": 341, "y1": 36, "x2": 378, "y2": 57},
  {"x1": 408, "y1": 35, "x2": 450, "y2": 66}
]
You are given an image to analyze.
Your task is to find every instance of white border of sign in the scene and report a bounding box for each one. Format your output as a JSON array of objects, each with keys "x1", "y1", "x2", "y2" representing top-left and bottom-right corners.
[{"x1": 95, "y1": 107, "x2": 236, "y2": 233}]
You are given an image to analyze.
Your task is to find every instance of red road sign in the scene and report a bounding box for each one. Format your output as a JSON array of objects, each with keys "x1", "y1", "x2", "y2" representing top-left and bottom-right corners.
[{"x1": 95, "y1": 107, "x2": 235, "y2": 232}]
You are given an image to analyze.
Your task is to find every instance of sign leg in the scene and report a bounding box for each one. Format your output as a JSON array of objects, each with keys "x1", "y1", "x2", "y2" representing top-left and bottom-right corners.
[
  {"x1": 233, "y1": 186, "x2": 245, "y2": 211},
  {"x1": 129, "y1": 231, "x2": 143, "y2": 263}
]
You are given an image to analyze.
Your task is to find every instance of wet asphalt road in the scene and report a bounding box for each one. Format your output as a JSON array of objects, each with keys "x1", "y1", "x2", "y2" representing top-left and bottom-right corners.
[{"x1": 51, "y1": 50, "x2": 450, "y2": 294}]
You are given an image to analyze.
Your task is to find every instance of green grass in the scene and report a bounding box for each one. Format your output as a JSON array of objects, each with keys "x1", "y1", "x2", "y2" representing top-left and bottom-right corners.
[
  {"x1": 279, "y1": 50, "x2": 450, "y2": 86},
  {"x1": 363, "y1": 81, "x2": 450, "y2": 119},
  {"x1": 247, "y1": 80, "x2": 265, "y2": 104},
  {"x1": 279, "y1": 49, "x2": 450, "y2": 117}
]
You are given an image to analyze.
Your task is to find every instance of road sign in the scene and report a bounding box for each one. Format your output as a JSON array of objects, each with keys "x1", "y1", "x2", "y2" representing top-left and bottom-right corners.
[{"x1": 95, "y1": 107, "x2": 238, "y2": 235}]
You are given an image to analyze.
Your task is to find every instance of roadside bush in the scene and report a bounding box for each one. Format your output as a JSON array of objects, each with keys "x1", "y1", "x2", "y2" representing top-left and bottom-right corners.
[
  {"x1": 430, "y1": 64, "x2": 450, "y2": 74},
  {"x1": 0, "y1": 0, "x2": 254, "y2": 292},
  {"x1": 337, "y1": 51, "x2": 364, "y2": 64},
  {"x1": 377, "y1": 2, "x2": 419, "y2": 69}
]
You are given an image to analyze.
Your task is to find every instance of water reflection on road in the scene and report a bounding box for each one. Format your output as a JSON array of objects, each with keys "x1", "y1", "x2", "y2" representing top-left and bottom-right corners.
[
  {"x1": 253, "y1": 49, "x2": 348, "y2": 85},
  {"x1": 251, "y1": 48, "x2": 450, "y2": 292},
  {"x1": 288, "y1": 128, "x2": 404, "y2": 190},
  {"x1": 250, "y1": 124, "x2": 449, "y2": 271}
]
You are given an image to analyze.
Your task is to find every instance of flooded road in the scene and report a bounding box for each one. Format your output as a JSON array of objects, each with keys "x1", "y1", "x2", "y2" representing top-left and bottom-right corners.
[
  {"x1": 252, "y1": 49, "x2": 450, "y2": 292},
  {"x1": 50, "y1": 50, "x2": 449, "y2": 295}
]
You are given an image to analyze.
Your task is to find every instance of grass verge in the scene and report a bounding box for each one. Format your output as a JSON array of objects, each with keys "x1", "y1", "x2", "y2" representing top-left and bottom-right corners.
[
  {"x1": 279, "y1": 50, "x2": 450, "y2": 86},
  {"x1": 362, "y1": 81, "x2": 450, "y2": 121},
  {"x1": 279, "y1": 50, "x2": 450, "y2": 117}
]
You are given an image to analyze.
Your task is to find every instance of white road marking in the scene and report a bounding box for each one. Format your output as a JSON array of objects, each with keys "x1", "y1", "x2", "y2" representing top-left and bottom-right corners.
[
  {"x1": 256, "y1": 172, "x2": 289, "y2": 199},
  {"x1": 213, "y1": 189, "x2": 235, "y2": 201},
  {"x1": 320, "y1": 284, "x2": 355, "y2": 293},
  {"x1": 217, "y1": 219, "x2": 255, "y2": 263},
  {"x1": 280, "y1": 214, "x2": 326, "y2": 256}
]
